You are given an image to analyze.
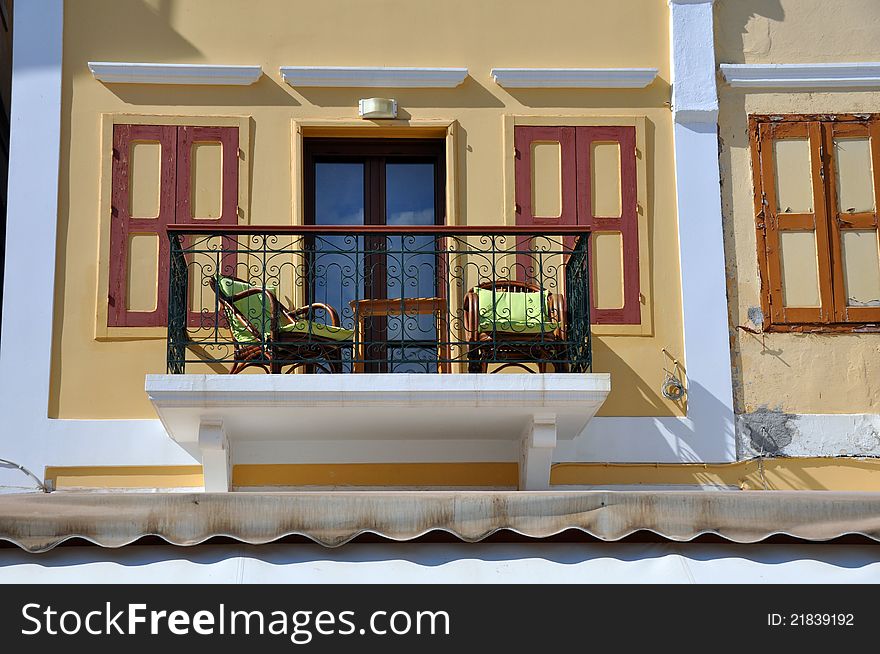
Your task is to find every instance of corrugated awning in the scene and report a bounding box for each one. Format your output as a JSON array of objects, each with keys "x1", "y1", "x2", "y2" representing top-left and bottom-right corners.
[{"x1": 2, "y1": 490, "x2": 880, "y2": 553}]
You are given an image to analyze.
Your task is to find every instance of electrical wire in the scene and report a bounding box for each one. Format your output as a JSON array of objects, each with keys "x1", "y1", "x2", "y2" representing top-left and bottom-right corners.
[{"x1": 0, "y1": 458, "x2": 49, "y2": 492}]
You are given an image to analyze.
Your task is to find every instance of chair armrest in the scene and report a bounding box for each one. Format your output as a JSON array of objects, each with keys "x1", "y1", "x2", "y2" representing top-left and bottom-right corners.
[
  {"x1": 286, "y1": 302, "x2": 341, "y2": 327},
  {"x1": 462, "y1": 290, "x2": 480, "y2": 340},
  {"x1": 549, "y1": 292, "x2": 567, "y2": 340}
]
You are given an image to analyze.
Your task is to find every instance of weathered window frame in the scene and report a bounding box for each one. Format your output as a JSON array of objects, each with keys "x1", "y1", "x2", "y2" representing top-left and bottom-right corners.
[{"x1": 750, "y1": 114, "x2": 880, "y2": 332}]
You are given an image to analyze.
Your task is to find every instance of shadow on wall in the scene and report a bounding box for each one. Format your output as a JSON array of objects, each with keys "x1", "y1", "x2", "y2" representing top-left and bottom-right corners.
[
  {"x1": 105, "y1": 75, "x2": 300, "y2": 107},
  {"x1": 714, "y1": 0, "x2": 784, "y2": 416},
  {"x1": 714, "y1": 0, "x2": 785, "y2": 65},
  {"x1": 293, "y1": 76, "x2": 504, "y2": 110},
  {"x1": 501, "y1": 80, "x2": 671, "y2": 110},
  {"x1": 577, "y1": 338, "x2": 735, "y2": 463},
  {"x1": 73, "y1": 0, "x2": 202, "y2": 65}
]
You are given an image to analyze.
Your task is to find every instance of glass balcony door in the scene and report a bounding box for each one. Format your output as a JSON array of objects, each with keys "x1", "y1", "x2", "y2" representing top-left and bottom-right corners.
[{"x1": 304, "y1": 139, "x2": 445, "y2": 372}]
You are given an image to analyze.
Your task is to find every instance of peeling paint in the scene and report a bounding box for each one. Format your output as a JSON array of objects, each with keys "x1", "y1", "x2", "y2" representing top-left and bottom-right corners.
[
  {"x1": 738, "y1": 407, "x2": 798, "y2": 457},
  {"x1": 747, "y1": 306, "x2": 764, "y2": 327},
  {"x1": 736, "y1": 412, "x2": 880, "y2": 459}
]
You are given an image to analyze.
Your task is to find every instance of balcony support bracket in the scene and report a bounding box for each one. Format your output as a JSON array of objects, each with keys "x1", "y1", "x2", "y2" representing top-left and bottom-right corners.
[
  {"x1": 198, "y1": 418, "x2": 230, "y2": 492},
  {"x1": 520, "y1": 413, "x2": 557, "y2": 490}
]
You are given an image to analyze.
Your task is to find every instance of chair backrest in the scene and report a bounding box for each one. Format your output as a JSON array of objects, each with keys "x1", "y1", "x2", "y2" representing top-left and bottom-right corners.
[
  {"x1": 212, "y1": 276, "x2": 277, "y2": 342},
  {"x1": 474, "y1": 281, "x2": 551, "y2": 327}
]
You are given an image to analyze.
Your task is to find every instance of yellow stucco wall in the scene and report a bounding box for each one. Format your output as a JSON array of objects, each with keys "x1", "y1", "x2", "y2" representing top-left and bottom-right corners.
[
  {"x1": 51, "y1": 0, "x2": 684, "y2": 419},
  {"x1": 716, "y1": 0, "x2": 880, "y2": 414}
]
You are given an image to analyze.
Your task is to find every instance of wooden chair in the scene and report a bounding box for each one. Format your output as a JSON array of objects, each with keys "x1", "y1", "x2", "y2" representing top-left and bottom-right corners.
[
  {"x1": 210, "y1": 276, "x2": 353, "y2": 374},
  {"x1": 463, "y1": 279, "x2": 569, "y2": 373}
]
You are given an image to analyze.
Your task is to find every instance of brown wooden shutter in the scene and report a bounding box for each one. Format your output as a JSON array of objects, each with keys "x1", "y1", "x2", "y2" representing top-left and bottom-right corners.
[
  {"x1": 823, "y1": 120, "x2": 880, "y2": 324},
  {"x1": 108, "y1": 124, "x2": 177, "y2": 327},
  {"x1": 575, "y1": 125, "x2": 640, "y2": 324},
  {"x1": 755, "y1": 121, "x2": 834, "y2": 325}
]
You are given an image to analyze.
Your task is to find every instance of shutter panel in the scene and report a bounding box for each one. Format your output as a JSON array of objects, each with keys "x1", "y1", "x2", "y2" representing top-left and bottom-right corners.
[
  {"x1": 514, "y1": 126, "x2": 577, "y2": 284},
  {"x1": 176, "y1": 126, "x2": 240, "y2": 327},
  {"x1": 514, "y1": 126, "x2": 577, "y2": 227},
  {"x1": 824, "y1": 120, "x2": 880, "y2": 323},
  {"x1": 108, "y1": 124, "x2": 176, "y2": 327},
  {"x1": 756, "y1": 121, "x2": 834, "y2": 325},
  {"x1": 575, "y1": 125, "x2": 640, "y2": 325}
]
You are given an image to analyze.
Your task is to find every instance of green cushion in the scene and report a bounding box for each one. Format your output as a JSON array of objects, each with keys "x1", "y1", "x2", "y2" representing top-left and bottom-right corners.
[
  {"x1": 218, "y1": 277, "x2": 274, "y2": 342},
  {"x1": 280, "y1": 320, "x2": 354, "y2": 342},
  {"x1": 476, "y1": 287, "x2": 559, "y2": 334},
  {"x1": 217, "y1": 276, "x2": 352, "y2": 343}
]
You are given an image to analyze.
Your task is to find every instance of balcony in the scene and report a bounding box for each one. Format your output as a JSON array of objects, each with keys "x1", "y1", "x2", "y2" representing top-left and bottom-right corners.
[{"x1": 146, "y1": 226, "x2": 611, "y2": 490}]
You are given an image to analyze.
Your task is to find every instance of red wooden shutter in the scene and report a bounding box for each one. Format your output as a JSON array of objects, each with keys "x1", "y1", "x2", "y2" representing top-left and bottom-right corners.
[
  {"x1": 176, "y1": 126, "x2": 240, "y2": 327},
  {"x1": 108, "y1": 125, "x2": 239, "y2": 328},
  {"x1": 514, "y1": 126, "x2": 577, "y2": 282},
  {"x1": 575, "y1": 125, "x2": 640, "y2": 324},
  {"x1": 514, "y1": 126, "x2": 577, "y2": 227},
  {"x1": 176, "y1": 126, "x2": 239, "y2": 226},
  {"x1": 108, "y1": 124, "x2": 177, "y2": 327}
]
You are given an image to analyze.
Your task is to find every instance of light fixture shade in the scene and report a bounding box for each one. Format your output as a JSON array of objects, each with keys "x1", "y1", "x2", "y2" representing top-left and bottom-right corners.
[{"x1": 358, "y1": 97, "x2": 398, "y2": 119}]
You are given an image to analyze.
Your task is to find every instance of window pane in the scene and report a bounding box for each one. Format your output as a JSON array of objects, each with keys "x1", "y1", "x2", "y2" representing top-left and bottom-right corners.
[
  {"x1": 834, "y1": 137, "x2": 875, "y2": 214},
  {"x1": 315, "y1": 163, "x2": 364, "y2": 226},
  {"x1": 841, "y1": 229, "x2": 880, "y2": 307},
  {"x1": 773, "y1": 138, "x2": 813, "y2": 214},
  {"x1": 386, "y1": 162, "x2": 436, "y2": 303},
  {"x1": 779, "y1": 230, "x2": 821, "y2": 308},
  {"x1": 386, "y1": 162, "x2": 437, "y2": 353},
  {"x1": 313, "y1": 163, "x2": 365, "y2": 327}
]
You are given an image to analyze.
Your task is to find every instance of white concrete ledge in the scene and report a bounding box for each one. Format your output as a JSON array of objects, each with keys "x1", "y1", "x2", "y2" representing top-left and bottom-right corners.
[
  {"x1": 490, "y1": 68, "x2": 658, "y2": 88},
  {"x1": 146, "y1": 373, "x2": 611, "y2": 491},
  {"x1": 280, "y1": 66, "x2": 468, "y2": 88},
  {"x1": 146, "y1": 373, "x2": 610, "y2": 443},
  {"x1": 720, "y1": 62, "x2": 880, "y2": 89},
  {"x1": 88, "y1": 62, "x2": 263, "y2": 85}
]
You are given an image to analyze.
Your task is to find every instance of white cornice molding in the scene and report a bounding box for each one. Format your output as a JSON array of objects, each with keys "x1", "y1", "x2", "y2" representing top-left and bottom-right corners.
[
  {"x1": 88, "y1": 62, "x2": 263, "y2": 85},
  {"x1": 720, "y1": 62, "x2": 880, "y2": 89},
  {"x1": 490, "y1": 68, "x2": 658, "y2": 89},
  {"x1": 280, "y1": 66, "x2": 468, "y2": 88}
]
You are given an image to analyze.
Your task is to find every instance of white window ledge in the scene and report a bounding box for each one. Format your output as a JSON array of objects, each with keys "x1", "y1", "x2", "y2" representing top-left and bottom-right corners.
[
  {"x1": 88, "y1": 62, "x2": 263, "y2": 85},
  {"x1": 146, "y1": 373, "x2": 611, "y2": 491},
  {"x1": 490, "y1": 68, "x2": 658, "y2": 88},
  {"x1": 720, "y1": 62, "x2": 880, "y2": 89},
  {"x1": 280, "y1": 66, "x2": 468, "y2": 88}
]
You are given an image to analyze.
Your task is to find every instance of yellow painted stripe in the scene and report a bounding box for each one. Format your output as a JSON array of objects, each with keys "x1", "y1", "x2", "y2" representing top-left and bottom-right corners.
[
  {"x1": 44, "y1": 459, "x2": 880, "y2": 491},
  {"x1": 232, "y1": 463, "x2": 519, "y2": 488},
  {"x1": 550, "y1": 459, "x2": 880, "y2": 491},
  {"x1": 46, "y1": 466, "x2": 204, "y2": 490}
]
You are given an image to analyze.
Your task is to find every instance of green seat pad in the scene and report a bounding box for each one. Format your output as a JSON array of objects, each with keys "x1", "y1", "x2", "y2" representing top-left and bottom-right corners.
[
  {"x1": 476, "y1": 287, "x2": 559, "y2": 335},
  {"x1": 279, "y1": 320, "x2": 354, "y2": 342},
  {"x1": 217, "y1": 276, "x2": 351, "y2": 343}
]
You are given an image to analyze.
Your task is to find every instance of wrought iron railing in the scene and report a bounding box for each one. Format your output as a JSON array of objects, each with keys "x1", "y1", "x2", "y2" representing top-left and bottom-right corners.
[{"x1": 167, "y1": 226, "x2": 591, "y2": 374}]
